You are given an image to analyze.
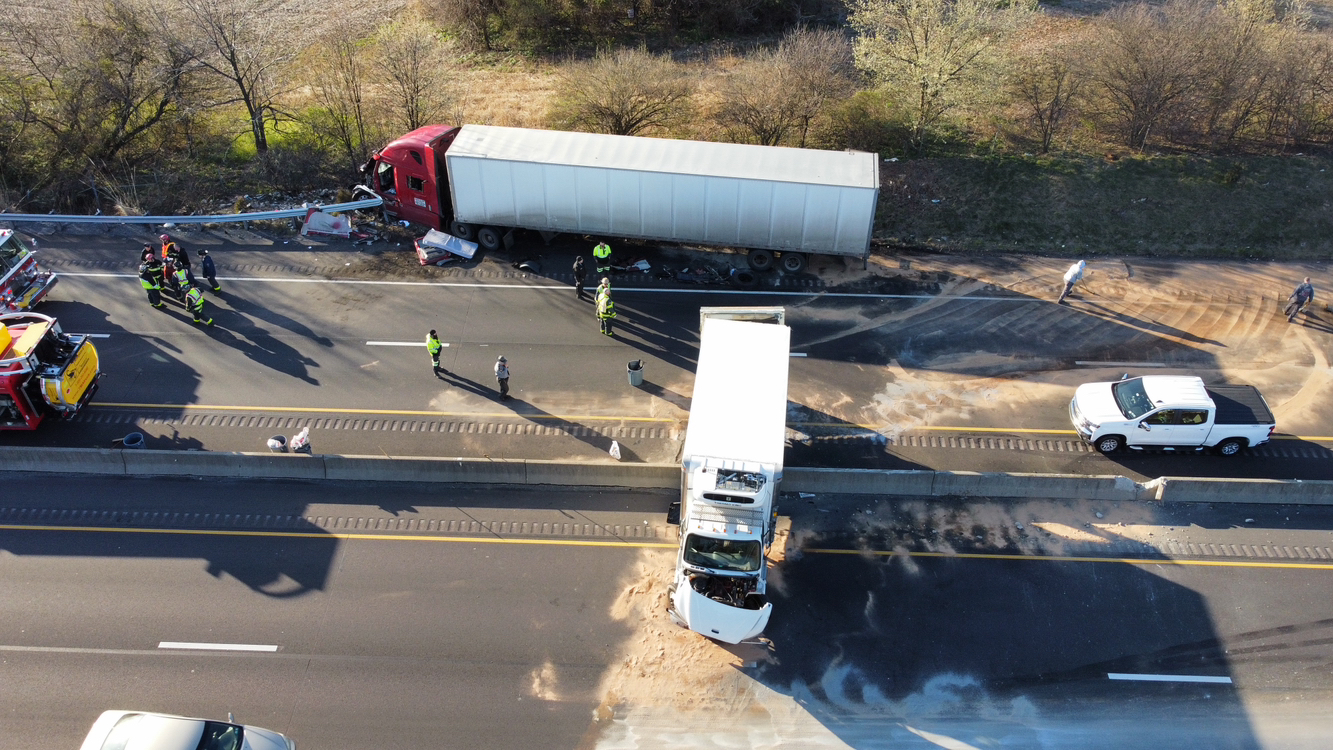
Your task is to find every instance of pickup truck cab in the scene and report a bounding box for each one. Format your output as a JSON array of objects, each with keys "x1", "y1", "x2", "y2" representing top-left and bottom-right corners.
[{"x1": 1070, "y1": 375, "x2": 1275, "y2": 456}]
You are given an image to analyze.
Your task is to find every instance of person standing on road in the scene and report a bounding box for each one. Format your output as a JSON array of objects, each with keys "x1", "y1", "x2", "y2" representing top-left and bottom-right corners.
[
  {"x1": 427, "y1": 329, "x2": 444, "y2": 377},
  {"x1": 594, "y1": 241, "x2": 612, "y2": 274},
  {"x1": 140, "y1": 244, "x2": 156, "y2": 264},
  {"x1": 185, "y1": 285, "x2": 213, "y2": 325},
  {"x1": 138, "y1": 259, "x2": 165, "y2": 309},
  {"x1": 160, "y1": 233, "x2": 178, "y2": 262},
  {"x1": 597, "y1": 290, "x2": 617, "y2": 337},
  {"x1": 1286, "y1": 276, "x2": 1315, "y2": 322},
  {"x1": 1058, "y1": 260, "x2": 1086, "y2": 304},
  {"x1": 494, "y1": 356, "x2": 510, "y2": 400},
  {"x1": 595, "y1": 277, "x2": 610, "y2": 306},
  {"x1": 199, "y1": 249, "x2": 221, "y2": 292},
  {"x1": 173, "y1": 244, "x2": 197, "y2": 288},
  {"x1": 573, "y1": 255, "x2": 588, "y2": 300}
]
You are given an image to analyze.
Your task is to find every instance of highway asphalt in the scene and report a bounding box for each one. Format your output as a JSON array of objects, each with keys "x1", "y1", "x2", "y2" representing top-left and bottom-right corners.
[
  {"x1": 3, "y1": 476, "x2": 1333, "y2": 749},
  {"x1": 9, "y1": 230, "x2": 1333, "y2": 481}
]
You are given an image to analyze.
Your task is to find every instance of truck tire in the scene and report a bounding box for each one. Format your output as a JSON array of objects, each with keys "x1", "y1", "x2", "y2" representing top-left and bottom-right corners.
[
  {"x1": 731, "y1": 270, "x2": 759, "y2": 289},
  {"x1": 476, "y1": 226, "x2": 503, "y2": 252},
  {"x1": 747, "y1": 249, "x2": 774, "y2": 271},
  {"x1": 1215, "y1": 438, "x2": 1246, "y2": 456},
  {"x1": 1095, "y1": 435, "x2": 1124, "y2": 454},
  {"x1": 780, "y1": 252, "x2": 807, "y2": 274},
  {"x1": 449, "y1": 221, "x2": 476, "y2": 241}
]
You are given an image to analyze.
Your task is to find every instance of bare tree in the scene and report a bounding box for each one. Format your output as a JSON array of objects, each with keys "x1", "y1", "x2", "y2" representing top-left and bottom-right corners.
[
  {"x1": 431, "y1": 0, "x2": 507, "y2": 50},
  {"x1": 778, "y1": 28, "x2": 858, "y2": 147},
  {"x1": 1257, "y1": 29, "x2": 1333, "y2": 148},
  {"x1": 1009, "y1": 48, "x2": 1083, "y2": 153},
  {"x1": 1087, "y1": 1, "x2": 1207, "y2": 149},
  {"x1": 373, "y1": 17, "x2": 454, "y2": 134},
  {"x1": 306, "y1": 22, "x2": 377, "y2": 171},
  {"x1": 1189, "y1": 8, "x2": 1268, "y2": 149},
  {"x1": 714, "y1": 51, "x2": 800, "y2": 146},
  {"x1": 851, "y1": 0, "x2": 1033, "y2": 149},
  {"x1": 548, "y1": 47, "x2": 694, "y2": 136},
  {"x1": 177, "y1": 0, "x2": 307, "y2": 154}
]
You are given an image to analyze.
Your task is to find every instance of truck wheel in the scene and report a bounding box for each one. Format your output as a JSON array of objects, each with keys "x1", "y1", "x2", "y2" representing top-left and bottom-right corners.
[
  {"x1": 1215, "y1": 438, "x2": 1246, "y2": 456},
  {"x1": 747, "y1": 249, "x2": 774, "y2": 271},
  {"x1": 1095, "y1": 435, "x2": 1123, "y2": 454},
  {"x1": 732, "y1": 270, "x2": 759, "y2": 289},
  {"x1": 449, "y1": 221, "x2": 476, "y2": 241},
  {"x1": 476, "y1": 226, "x2": 503, "y2": 252},
  {"x1": 780, "y1": 252, "x2": 807, "y2": 274}
]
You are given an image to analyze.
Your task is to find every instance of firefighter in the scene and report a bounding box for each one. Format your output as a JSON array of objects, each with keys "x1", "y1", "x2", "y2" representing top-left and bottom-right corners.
[
  {"x1": 597, "y1": 289, "x2": 617, "y2": 337},
  {"x1": 139, "y1": 259, "x2": 166, "y2": 309},
  {"x1": 172, "y1": 262, "x2": 191, "y2": 295},
  {"x1": 140, "y1": 244, "x2": 156, "y2": 264},
  {"x1": 185, "y1": 285, "x2": 213, "y2": 325},
  {"x1": 595, "y1": 277, "x2": 611, "y2": 307},
  {"x1": 160, "y1": 233, "x2": 177, "y2": 262},
  {"x1": 593, "y1": 241, "x2": 612, "y2": 274}
]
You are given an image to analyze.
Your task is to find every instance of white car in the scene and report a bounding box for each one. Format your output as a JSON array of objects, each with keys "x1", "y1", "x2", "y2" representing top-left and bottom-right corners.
[{"x1": 79, "y1": 710, "x2": 294, "y2": 750}]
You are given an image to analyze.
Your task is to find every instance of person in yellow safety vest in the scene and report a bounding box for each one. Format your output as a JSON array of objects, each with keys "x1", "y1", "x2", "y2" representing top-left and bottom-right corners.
[
  {"x1": 172, "y1": 264, "x2": 190, "y2": 293},
  {"x1": 185, "y1": 286, "x2": 213, "y2": 325},
  {"x1": 593, "y1": 241, "x2": 612, "y2": 273},
  {"x1": 595, "y1": 277, "x2": 610, "y2": 306},
  {"x1": 139, "y1": 260, "x2": 166, "y2": 309},
  {"x1": 597, "y1": 291, "x2": 617, "y2": 337},
  {"x1": 427, "y1": 329, "x2": 445, "y2": 378}
]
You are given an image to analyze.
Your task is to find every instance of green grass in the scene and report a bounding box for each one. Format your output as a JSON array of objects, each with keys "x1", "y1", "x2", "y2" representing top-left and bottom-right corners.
[{"x1": 878, "y1": 153, "x2": 1333, "y2": 259}]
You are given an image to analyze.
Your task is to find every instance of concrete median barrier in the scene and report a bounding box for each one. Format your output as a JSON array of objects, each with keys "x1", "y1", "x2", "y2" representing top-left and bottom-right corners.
[
  {"x1": 930, "y1": 471, "x2": 1145, "y2": 501},
  {"x1": 323, "y1": 455, "x2": 528, "y2": 484},
  {"x1": 1158, "y1": 477, "x2": 1333, "y2": 505},
  {"x1": 784, "y1": 468, "x2": 935, "y2": 495},
  {"x1": 0, "y1": 446, "x2": 126, "y2": 475},
  {"x1": 122, "y1": 449, "x2": 327, "y2": 480},
  {"x1": 525, "y1": 460, "x2": 677, "y2": 488}
]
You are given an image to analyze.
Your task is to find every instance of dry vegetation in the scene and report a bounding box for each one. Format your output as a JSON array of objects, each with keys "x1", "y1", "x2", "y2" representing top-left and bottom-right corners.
[{"x1": 0, "y1": 0, "x2": 1329, "y2": 257}]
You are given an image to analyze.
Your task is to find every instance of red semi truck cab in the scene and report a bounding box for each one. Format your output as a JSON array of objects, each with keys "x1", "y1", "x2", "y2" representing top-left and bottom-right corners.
[
  {"x1": 364, "y1": 125, "x2": 462, "y2": 232},
  {"x1": 0, "y1": 230, "x2": 58, "y2": 311},
  {"x1": 0, "y1": 311, "x2": 100, "y2": 430}
]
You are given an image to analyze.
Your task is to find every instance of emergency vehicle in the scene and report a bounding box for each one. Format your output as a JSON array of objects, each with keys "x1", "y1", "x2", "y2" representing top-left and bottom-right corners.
[
  {"x1": 0, "y1": 311, "x2": 100, "y2": 430},
  {"x1": 0, "y1": 230, "x2": 57, "y2": 311}
]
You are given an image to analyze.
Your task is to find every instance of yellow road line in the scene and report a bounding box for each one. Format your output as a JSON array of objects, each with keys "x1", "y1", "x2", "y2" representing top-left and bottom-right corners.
[
  {"x1": 91, "y1": 402, "x2": 675, "y2": 424},
  {"x1": 806, "y1": 547, "x2": 1333, "y2": 570},
  {"x1": 5, "y1": 523, "x2": 1331, "y2": 570}
]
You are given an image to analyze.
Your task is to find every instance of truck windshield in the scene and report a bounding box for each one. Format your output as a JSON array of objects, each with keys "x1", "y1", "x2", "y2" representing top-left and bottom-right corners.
[
  {"x1": 683, "y1": 534, "x2": 761, "y2": 572},
  {"x1": 1111, "y1": 378, "x2": 1154, "y2": 419}
]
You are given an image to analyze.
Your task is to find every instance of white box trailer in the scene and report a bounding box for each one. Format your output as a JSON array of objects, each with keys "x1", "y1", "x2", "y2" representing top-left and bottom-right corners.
[
  {"x1": 668, "y1": 308, "x2": 790, "y2": 643},
  {"x1": 365, "y1": 124, "x2": 880, "y2": 273}
]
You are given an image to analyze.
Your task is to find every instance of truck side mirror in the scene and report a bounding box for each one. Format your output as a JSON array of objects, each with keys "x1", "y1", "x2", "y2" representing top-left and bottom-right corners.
[
  {"x1": 666, "y1": 502, "x2": 680, "y2": 525},
  {"x1": 1138, "y1": 422, "x2": 1151, "y2": 431}
]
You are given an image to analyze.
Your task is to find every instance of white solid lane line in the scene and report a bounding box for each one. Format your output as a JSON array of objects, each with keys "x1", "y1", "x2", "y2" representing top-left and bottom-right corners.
[
  {"x1": 1107, "y1": 672, "x2": 1232, "y2": 684},
  {"x1": 366, "y1": 341, "x2": 447, "y2": 347},
  {"x1": 158, "y1": 641, "x2": 279, "y2": 652}
]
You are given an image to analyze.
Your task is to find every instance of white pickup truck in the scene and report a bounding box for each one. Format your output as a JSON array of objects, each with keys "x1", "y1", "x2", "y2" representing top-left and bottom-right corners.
[{"x1": 1070, "y1": 375, "x2": 1275, "y2": 456}]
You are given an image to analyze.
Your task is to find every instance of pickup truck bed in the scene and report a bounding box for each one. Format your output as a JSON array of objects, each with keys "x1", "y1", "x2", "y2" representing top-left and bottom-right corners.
[{"x1": 1206, "y1": 385, "x2": 1274, "y2": 425}]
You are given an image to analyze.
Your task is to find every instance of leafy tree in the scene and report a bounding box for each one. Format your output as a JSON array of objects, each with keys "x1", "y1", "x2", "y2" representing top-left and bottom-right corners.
[{"x1": 851, "y1": 0, "x2": 1032, "y2": 150}]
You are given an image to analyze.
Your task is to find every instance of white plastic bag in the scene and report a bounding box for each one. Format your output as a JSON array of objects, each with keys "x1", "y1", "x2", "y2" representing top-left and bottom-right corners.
[
  {"x1": 609, "y1": 440, "x2": 622, "y2": 461},
  {"x1": 290, "y1": 426, "x2": 311, "y2": 454}
]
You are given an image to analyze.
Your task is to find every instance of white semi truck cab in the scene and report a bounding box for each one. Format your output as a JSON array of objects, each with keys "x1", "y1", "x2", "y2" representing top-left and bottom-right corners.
[
  {"x1": 1070, "y1": 375, "x2": 1275, "y2": 456},
  {"x1": 668, "y1": 307, "x2": 789, "y2": 644}
]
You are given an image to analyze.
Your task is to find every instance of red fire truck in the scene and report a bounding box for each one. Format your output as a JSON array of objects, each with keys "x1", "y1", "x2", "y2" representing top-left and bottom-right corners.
[
  {"x1": 0, "y1": 229, "x2": 58, "y2": 311},
  {"x1": 0, "y1": 311, "x2": 100, "y2": 430}
]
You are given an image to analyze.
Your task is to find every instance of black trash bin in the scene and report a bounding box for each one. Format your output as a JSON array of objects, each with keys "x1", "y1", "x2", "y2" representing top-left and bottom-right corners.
[{"x1": 627, "y1": 359, "x2": 644, "y2": 386}]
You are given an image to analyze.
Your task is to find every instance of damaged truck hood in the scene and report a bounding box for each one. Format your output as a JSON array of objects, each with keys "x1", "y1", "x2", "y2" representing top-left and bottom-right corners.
[{"x1": 675, "y1": 582, "x2": 771, "y2": 644}]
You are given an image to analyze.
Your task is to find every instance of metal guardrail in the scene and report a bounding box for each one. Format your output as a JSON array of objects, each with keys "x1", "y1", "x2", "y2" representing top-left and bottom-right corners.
[{"x1": 0, "y1": 197, "x2": 384, "y2": 225}]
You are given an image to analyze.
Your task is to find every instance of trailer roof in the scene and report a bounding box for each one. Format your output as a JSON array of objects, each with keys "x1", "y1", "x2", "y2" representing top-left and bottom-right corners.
[
  {"x1": 451, "y1": 125, "x2": 878, "y2": 190},
  {"x1": 682, "y1": 318, "x2": 791, "y2": 471}
]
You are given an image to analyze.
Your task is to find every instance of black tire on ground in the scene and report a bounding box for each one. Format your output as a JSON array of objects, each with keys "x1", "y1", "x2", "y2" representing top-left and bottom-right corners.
[
  {"x1": 476, "y1": 226, "x2": 502, "y2": 252},
  {"x1": 732, "y1": 270, "x2": 759, "y2": 289},
  {"x1": 747, "y1": 249, "x2": 774, "y2": 271},
  {"x1": 1095, "y1": 435, "x2": 1123, "y2": 454},
  {"x1": 780, "y1": 252, "x2": 807, "y2": 274},
  {"x1": 1215, "y1": 438, "x2": 1246, "y2": 456},
  {"x1": 449, "y1": 221, "x2": 476, "y2": 241}
]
